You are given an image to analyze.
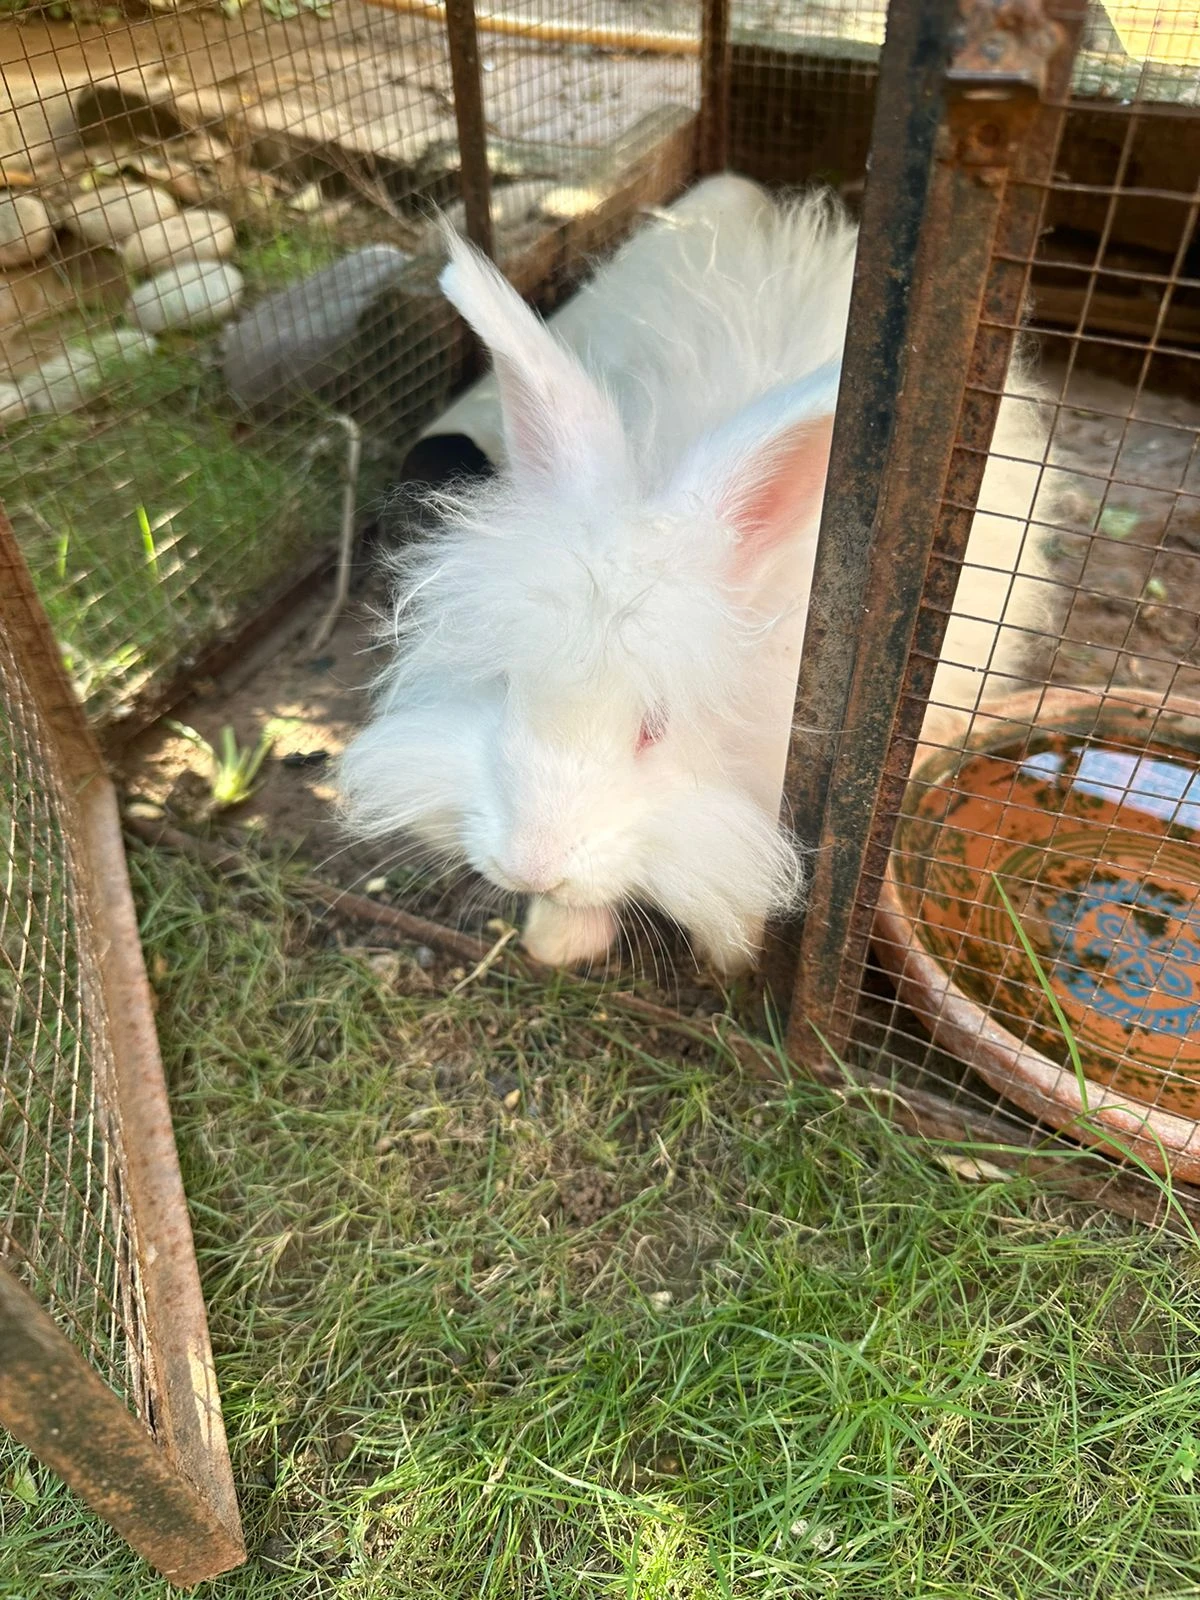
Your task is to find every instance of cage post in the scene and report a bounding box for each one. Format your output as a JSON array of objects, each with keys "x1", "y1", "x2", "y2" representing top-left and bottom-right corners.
[
  {"x1": 698, "y1": 0, "x2": 732, "y2": 173},
  {"x1": 771, "y1": 0, "x2": 1085, "y2": 1060},
  {"x1": 444, "y1": 0, "x2": 495, "y2": 259}
]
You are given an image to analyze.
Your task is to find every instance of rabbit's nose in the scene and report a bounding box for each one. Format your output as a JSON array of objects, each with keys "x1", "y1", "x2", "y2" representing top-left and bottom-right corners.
[
  {"x1": 488, "y1": 856, "x2": 566, "y2": 896},
  {"x1": 514, "y1": 870, "x2": 568, "y2": 896}
]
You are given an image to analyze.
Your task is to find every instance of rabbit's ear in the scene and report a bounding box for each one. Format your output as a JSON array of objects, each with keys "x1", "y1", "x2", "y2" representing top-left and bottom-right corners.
[
  {"x1": 671, "y1": 364, "x2": 841, "y2": 572},
  {"x1": 439, "y1": 226, "x2": 629, "y2": 496}
]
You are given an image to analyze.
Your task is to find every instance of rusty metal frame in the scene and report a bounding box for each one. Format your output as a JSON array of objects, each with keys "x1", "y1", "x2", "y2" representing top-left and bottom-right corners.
[
  {"x1": 0, "y1": 512, "x2": 245, "y2": 1586},
  {"x1": 444, "y1": 0, "x2": 496, "y2": 259},
  {"x1": 774, "y1": 0, "x2": 1085, "y2": 1062},
  {"x1": 698, "y1": 0, "x2": 732, "y2": 173}
]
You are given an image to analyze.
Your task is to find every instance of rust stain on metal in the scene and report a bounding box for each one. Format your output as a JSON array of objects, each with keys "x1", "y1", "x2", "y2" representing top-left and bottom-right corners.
[
  {"x1": 0, "y1": 1269, "x2": 244, "y2": 1588},
  {"x1": 946, "y1": 0, "x2": 1063, "y2": 91}
]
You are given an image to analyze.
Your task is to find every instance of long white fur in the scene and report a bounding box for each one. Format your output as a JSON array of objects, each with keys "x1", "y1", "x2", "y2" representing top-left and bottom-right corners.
[{"x1": 340, "y1": 175, "x2": 1055, "y2": 973}]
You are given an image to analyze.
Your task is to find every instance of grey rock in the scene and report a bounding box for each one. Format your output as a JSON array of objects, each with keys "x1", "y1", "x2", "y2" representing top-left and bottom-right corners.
[
  {"x1": 127, "y1": 260, "x2": 244, "y2": 333},
  {"x1": 63, "y1": 182, "x2": 179, "y2": 247},
  {"x1": 0, "y1": 194, "x2": 54, "y2": 268},
  {"x1": 20, "y1": 329, "x2": 158, "y2": 414},
  {"x1": 220, "y1": 244, "x2": 412, "y2": 410},
  {"x1": 0, "y1": 380, "x2": 28, "y2": 426},
  {"x1": 120, "y1": 209, "x2": 236, "y2": 276}
]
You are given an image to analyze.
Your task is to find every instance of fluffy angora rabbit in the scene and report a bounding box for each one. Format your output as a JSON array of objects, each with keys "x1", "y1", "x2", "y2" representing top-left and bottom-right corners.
[{"x1": 340, "y1": 174, "x2": 1052, "y2": 974}]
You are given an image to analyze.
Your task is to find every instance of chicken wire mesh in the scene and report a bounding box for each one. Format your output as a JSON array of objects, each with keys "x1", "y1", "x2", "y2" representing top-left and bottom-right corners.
[
  {"x1": 0, "y1": 515, "x2": 243, "y2": 1581},
  {"x1": 0, "y1": 0, "x2": 935, "y2": 738},
  {"x1": 5, "y1": 0, "x2": 1197, "y2": 1195},
  {"x1": 787, "y1": 0, "x2": 1200, "y2": 1198},
  {"x1": 0, "y1": 611, "x2": 152, "y2": 1414},
  {"x1": 0, "y1": 0, "x2": 693, "y2": 733}
]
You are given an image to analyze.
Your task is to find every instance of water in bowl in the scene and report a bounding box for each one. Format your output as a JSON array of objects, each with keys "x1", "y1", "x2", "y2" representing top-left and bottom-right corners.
[{"x1": 897, "y1": 728, "x2": 1200, "y2": 1114}]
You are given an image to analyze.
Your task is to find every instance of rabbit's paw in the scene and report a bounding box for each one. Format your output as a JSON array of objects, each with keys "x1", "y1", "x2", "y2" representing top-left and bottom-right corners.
[{"x1": 523, "y1": 898, "x2": 619, "y2": 968}]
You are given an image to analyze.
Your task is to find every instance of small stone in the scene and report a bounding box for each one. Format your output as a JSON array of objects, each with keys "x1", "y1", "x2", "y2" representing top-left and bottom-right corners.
[
  {"x1": 124, "y1": 799, "x2": 165, "y2": 821},
  {"x1": 366, "y1": 951, "x2": 402, "y2": 984},
  {"x1": 63, "y1": 181, "x2": 179, "y2": 247},
  {"x1": 20, "y1": 329, "x2": 158, "y2": 414},
  {"x1": 287, "y1": 181, "x2": 325, "y2": 213},
  {"x1": 413, "y1": 945, "x2": 435, "y2": 970},
  {"x1": 364, "y1": 876, "x2": 389, "y2": 895},
  {"x1": 502, "y1": 1088, "x2": 521, "y2": 1111},
  {"x1": 0, "y1": 193, "x2": 54, "y2": 268},
  {"x1": 442, "y1": 179, "x2": 558, "y2": 237},
  {"x1": 647, "y1": 1290, "x2": 673, "y2": 1312},
  {"x1": 0, "y1": 381, "x2": 28, "y2": 427},
  {"x1": 541, "y1": 185, "x2": 600, "y2": 219},
  {"x1": 126, "y1": 260, "x2": 243, "y2": 333},
  {"x1": 120, "y1": 209, "x2": 236, "y2": 276}
]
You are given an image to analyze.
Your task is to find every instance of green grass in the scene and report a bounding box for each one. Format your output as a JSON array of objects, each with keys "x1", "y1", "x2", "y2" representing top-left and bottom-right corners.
[
  {"x1": 3, "y1": 848, "x2": 1200, "y2": 1598},
  {"x1": 237, "y1": 224, "x2": 344, "y2": 297},
  {"x1": 6, "y1": 351, "x2": 348, "y2": 718}
]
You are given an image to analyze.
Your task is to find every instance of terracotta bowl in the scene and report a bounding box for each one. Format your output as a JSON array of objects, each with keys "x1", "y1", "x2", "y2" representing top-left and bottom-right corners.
[{"x1": 874, "y1": 688, "x2": 1200, "y2": 1182}]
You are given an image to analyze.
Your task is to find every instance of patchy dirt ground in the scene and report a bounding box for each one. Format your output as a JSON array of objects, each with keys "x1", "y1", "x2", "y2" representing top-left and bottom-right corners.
[
  {"x1": 118, "y1": 574, "x2": 399, "y2": 893},
  {"x1": 1044, "y1": 362, "x2": 1200, "y2": 698}
]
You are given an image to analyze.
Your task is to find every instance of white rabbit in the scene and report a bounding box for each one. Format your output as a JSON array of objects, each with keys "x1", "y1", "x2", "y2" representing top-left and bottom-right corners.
[{"x1": 340, "y1": 174, "x2": 1054, "y2": 974}]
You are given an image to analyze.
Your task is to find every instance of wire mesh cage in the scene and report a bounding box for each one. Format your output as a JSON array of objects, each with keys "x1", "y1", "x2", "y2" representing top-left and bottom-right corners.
[
  {"x1": 4, "y1": 0, "x2": 1199, "y2": 1209},
  {"x1": 0, "y1": 0, "x2": 980, "y2": 742},
  {"x1": 0, "y1": 511, "x2": 244, "y2": 1583},
  {"x1": 0, "y1": 0, "x2": 711, "y2": 737},
  {"x1": 783, "y1": 0, "x2": 1200, "y2": 1219}
]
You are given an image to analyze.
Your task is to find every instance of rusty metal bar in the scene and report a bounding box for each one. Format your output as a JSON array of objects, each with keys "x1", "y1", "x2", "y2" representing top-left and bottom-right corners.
[
  {"x1": 0, "y1": 513, "x2": 245, "y2": 1583},
  {"x1": 775, "y1": 0, "x2": 1084, "y2": 1057},
  {"x1": 81, "y1": 777, "x2": 243, "y2": 1543},
  {"x1": 698, "y1": 0, "x2": 732, "y2": 173},
  {"x1": 0, "y1": 1269, "x2": 244, "y2": 1587},
  {"x1": 444, "y1": 0, "x2": 495, "y2": 259}
]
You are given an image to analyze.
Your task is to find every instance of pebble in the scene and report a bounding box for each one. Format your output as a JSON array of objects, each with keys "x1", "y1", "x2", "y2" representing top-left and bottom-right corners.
[
  {"x1": 413, "y1": 945, "x2": 436, "y2": 970},
  {"x1": 442, "y1": 179, "x2": 558, "y2": 237},
  {"x1": 124, "y1": 799, "x2": 165, "y2": 821},
  {"x1": 64, "y1": 182, "x2": 179, "y2": 247},
  {"x1": 19, "y1": 329, "x2": 158, "y2": 415},
  {"x1": 0, "y1": 380, "x2": 28, "y2": 426},
  {"x1": 120, "y1": 209, "x2": 236, "y2": 276},
  {"x1": 0, "y1": 193, "x2": 54, "y2": 269},
  {"x1": 126, "y1": 260, "x2": 244, "y2": 333}
]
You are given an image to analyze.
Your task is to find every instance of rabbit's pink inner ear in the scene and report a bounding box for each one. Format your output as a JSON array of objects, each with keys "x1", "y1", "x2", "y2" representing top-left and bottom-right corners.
[
  {"x1": 439, "y1": 230, "x2": 628, "y2": 494},
  {"x1": 492, "y1": 342, "x2": 629, "y2": 496},
  {"x1": 491, "y1": 352, "x2": 605, "y2": 489},
  {"x1": 723, "y1": 413, "x2": 835, "y2": 570},
  {"x1": 492, "y1": 353, "x2": 558, "y2": 478}
]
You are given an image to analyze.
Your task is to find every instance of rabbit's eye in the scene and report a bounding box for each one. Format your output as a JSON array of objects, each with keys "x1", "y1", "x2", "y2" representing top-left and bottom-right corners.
[{"x1": 635, "y1": 709, "x2": 667, "y2": 755}]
